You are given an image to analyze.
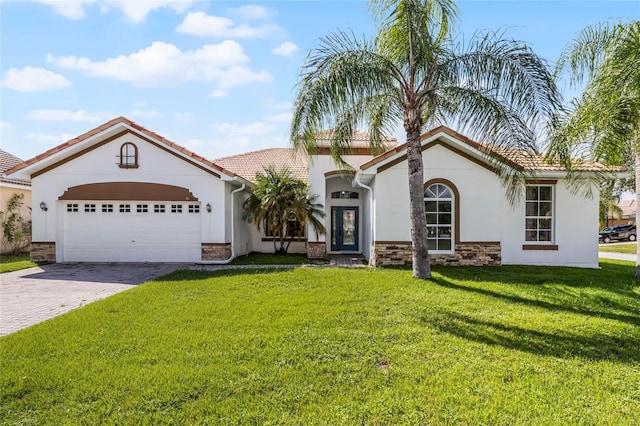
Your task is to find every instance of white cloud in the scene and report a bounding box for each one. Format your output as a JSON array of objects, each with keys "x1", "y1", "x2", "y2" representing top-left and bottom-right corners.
[
  {"x1": 176, "y1": 11, "x2": 281, "y2": 38},
  {"x1": 102, "y1": 0, "x2": 194, "y2": 23},
  {"x1": 28, "y1": 109, "x2": 107, "y2": 122},
  {"x1": 230, "y1": 5, "x2": 271, "y2": 20},
  {"x1": 47, "y1": 41, "x2": 272, "y2": 90},
  {"x1": 209, "y1": 90, "x2": 228, "y2": 99},
  {"x1": 27, "y1": 0, "x2": 192, "y2": 22},
  {"x1": 271, "y1": 41, "x2": 299, "y2": 57},
  {"x1": 264, "y1": 112, "x2": 292, "y2": 123},
  {"x1": 29, "y1": 0, "x2": 96, "y2": 19},
  {"x1": 25, "y1": 133, "x2": 76, "y2": 144},
  {"x1": 208, "y1": 121, "x2": 288, "y2": 158},
  {"x1": 1, "y1": 67, "x2": 71, "y2": 92}
]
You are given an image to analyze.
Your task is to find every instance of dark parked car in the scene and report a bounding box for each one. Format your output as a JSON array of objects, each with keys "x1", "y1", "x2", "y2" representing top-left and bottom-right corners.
[{"x1": 599, "y1": 224, "x2": 637, "y2": 243}]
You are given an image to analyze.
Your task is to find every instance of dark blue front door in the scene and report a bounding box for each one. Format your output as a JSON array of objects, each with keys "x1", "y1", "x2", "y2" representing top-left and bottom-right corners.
[{"x1": 331, "y1": 207, "x2": 359, "y2": 251}]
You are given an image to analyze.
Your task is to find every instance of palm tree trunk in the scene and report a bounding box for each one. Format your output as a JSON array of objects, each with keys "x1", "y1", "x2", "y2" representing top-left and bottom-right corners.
[
  {"x1": 406, "y1": 126, "x2": 431, "y2": 279},
  {"x1": 635, "y1": 151, "x2": 640, "y2": 278}
]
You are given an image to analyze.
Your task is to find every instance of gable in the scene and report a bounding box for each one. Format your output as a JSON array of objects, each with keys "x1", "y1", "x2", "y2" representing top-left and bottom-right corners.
[
  {"x1": 5, "y1": 117, "x2": 246, "y2": 184},
  {"x1": 33, "y1": 129, "x2": 223, "y2": 179},
  {"x1": 359, "y1": 125, "x2": 621, "y2": 177},
  {"x1": 375, "y1": 138, "x2": 498, "y2": 175}
]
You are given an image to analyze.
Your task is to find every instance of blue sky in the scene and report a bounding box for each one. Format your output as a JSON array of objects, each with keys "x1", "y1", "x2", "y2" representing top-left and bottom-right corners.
[{"x1": 1, "y1": 0, "x2": 638, "y2": 162}]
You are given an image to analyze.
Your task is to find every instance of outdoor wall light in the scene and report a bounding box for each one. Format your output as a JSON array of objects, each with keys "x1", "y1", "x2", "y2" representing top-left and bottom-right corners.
[
  {"x1": 206, "y1": 203, "x2": 212, "y2": 213},
  {"x1": 40, "y1": 201, "x2": 48, "y2": 212}
]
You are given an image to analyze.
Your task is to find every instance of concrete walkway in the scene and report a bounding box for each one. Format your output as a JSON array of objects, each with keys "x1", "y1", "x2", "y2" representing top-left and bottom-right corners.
[
  {"x1": 598, "y1": 251, "x2": 636, "y2": 262},
  {"x1": 0, "y1": 262, "x2": 187, "y2": 336}
]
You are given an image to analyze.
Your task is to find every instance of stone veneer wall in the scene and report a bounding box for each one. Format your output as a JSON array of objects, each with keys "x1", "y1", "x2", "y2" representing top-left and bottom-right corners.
[
  {"x1": 201, "y1": 243, "x2": 232, "y2": 261},
  {"x1": 372, "y1": 241, "x2": 501, "y2": 266},
  {"x1": 307, "y1": 242, "x2": 326, "y2": 259},
  {"x1": 31, "y1": 241, "x2": 56, "y2": 262}
]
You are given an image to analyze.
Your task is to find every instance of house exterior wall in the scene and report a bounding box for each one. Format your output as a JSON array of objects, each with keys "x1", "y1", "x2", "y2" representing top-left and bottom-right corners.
[
  {"x1": 307, "y1": 154, "x2": 376, "y2": 256},
  {"x1": 31, "y1": 132, "x2": 229, "y2": 262},
  {"x1": 373, "y1": 144, "x2": 502, "y2": 242},
  {"x1": 500, "y1": 182, "x2": 599, "y2": 268},
  {"x1": 369, "y1": 142, "x2": 599, "y2": 267},
  {"x1": 0, "y1": 184, "x2": 31, "y2": 253}
]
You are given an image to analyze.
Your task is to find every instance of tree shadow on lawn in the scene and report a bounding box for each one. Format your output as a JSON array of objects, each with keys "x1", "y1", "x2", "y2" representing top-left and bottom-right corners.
[
  {"x1": 431, "y1": 261, "x2": 639, "y2": 292},
  {"x1": 153, "y1": 267, "x2": 296, "y2": 282},
  {"x1": 420, "y1": 309, "x2": 640, "y2": 363},
  {"x1": 429, "y1": 275, "x2": 640, "y2": 327}
]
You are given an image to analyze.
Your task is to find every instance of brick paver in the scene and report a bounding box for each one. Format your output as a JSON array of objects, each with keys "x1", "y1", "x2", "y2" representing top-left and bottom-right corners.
[{"x1": 0, "y1": 263, "x2": 187, "y2": 336}]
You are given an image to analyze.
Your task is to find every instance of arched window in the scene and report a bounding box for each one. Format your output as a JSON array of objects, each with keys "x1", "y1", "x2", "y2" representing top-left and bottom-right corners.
[
  {"x1": 119, "y1": 143, "x2": 138, "y2": 168},
  {"x1": 424, "y1": 183, "x2": 453, "y2": 252}
]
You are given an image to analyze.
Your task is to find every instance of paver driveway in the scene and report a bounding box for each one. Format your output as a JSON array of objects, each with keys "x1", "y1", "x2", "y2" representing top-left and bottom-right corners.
[{"x1": 0, "y1": 262, "x2": 187, "y2": 336}]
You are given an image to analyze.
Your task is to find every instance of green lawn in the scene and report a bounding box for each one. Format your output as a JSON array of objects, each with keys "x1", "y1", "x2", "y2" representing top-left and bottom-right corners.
[
  {"x1": 0, "y1": 252, "x2": 37, "y2": 273},
  {"x1": 230, "y1": 252, "x2": 313, "y2": 265},
  {"x1": 2, "y1": 260, "x2": 639, "y2": 424},
  {"x1": 599, "y1": 242, "x2": 637, "y2": 254}
]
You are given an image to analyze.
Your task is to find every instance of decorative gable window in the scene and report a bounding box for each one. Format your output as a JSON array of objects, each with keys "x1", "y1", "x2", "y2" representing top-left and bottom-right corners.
[
  {"x1": 119, "y1": 142, "x2": 138, "y2": 168},
  {"x1": 525, "y1": 185, "x2": 554, "y2": 242},
  {"x1": 424, "y1": 183, "x2": 453, "y2": 252}
]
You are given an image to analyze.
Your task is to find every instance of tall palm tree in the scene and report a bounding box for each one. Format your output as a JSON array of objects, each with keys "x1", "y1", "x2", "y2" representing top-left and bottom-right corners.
[
  {"x1": 243, "y1": 166, "x2": 326, "y2": 254},
  {"x1": 548, "y1": 20, "x2": 640, "y2": 275},
  {"x1": 291, "y1": 0, "x2": 559, "y2": 279}
]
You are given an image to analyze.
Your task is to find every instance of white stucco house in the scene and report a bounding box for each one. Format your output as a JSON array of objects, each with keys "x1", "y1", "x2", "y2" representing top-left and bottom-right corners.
[{"x1": 6, "y1": 117, "x2": 619, "y2": 268}]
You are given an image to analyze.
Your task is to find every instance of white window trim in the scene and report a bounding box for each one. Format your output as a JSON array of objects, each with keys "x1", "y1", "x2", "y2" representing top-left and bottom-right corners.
[
  {"x1": 524, "y1": 184, "x2": 555, "y2": 244},
  {"x1": 424, "y1": 184, "x2": 455, "y2": 255}
]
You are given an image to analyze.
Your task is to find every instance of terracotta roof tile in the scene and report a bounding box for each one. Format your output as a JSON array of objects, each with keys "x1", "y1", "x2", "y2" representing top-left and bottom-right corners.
[
  {"x1": 313, "y1": 130, "x2": 398, "y2": 149},
  {"x1": 0, "y1": 149, "x2": 30, "y2": 186},
  {"x1": 616, "y1": 199, "x2": 636, "y2": 217},
  {"x1": 360, "y1": 126, "x2": 623, "y2": 173},
  {"x1": 3, "y1": 117, "x2": 241, "y2": 180},
  {"x1": 214, "y1": 148, "x2": 308, "y2": 183}
]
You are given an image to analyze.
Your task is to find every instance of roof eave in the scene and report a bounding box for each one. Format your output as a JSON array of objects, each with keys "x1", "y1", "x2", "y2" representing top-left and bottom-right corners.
[{"x1": 6, "y1": 120, "x2": 239, "y2": 182}]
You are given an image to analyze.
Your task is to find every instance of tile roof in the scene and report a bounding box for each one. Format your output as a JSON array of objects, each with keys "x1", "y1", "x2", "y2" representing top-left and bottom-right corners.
[
  {"x1": 617, "y1": 199, "x2": 636, "y2": 217},
  {"x1": 3, "y1": 116, "x2": 241, "y2": 180},
  {"x1": 360, "y1": 126, "x2": 624, "y2": 173},
  {"x1": 313, "y1": 130, "x2": 398, "y2": 150},
  {"x1": 0, "y1": 149, "x2": 30, "y2": 187},
  {"x1": 214, "y1": 148, "x2": 308, "y2": 183}
]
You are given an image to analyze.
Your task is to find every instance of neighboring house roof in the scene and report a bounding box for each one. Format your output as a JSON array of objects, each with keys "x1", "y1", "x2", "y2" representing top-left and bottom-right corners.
[
  {"x1": 4, "y1": 117, "x2": 246, "y2": 184},
  {"x1": 360, "y1": 126, "x2": 624, "y2": 173},
  {"x1": 0, "y1": 149, "x2": 30, "y2": 187},
  {"x1": 215, "y1": 148, "x2": 308, "y2": 183},
  {"x1": 617, "y1": 199, "x2": 636, "y2": 218}
]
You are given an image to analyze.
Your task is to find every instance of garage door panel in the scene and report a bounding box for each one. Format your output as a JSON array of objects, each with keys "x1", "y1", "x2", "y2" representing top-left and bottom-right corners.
[{"x1": 62, "y1": 202, "x2": 202, "y2": 262}]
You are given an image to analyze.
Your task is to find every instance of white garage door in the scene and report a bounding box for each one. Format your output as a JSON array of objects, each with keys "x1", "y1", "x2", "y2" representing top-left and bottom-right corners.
[{"x1": 62, "y1": 201, "x2": 201, "y2": 262}]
